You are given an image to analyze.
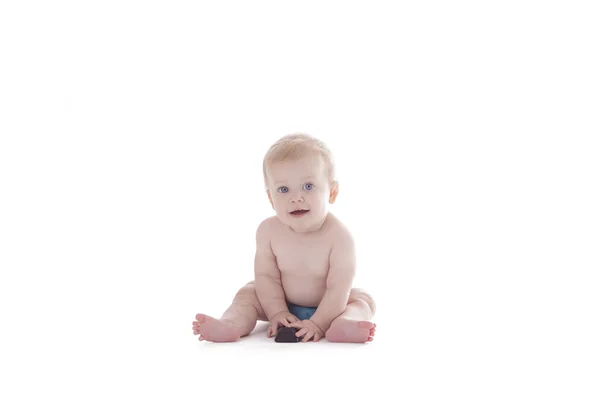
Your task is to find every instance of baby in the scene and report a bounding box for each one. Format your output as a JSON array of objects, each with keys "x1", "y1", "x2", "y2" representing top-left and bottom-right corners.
[{"x1": 192, "y1": 133, "x2": 376, "y2": 343}]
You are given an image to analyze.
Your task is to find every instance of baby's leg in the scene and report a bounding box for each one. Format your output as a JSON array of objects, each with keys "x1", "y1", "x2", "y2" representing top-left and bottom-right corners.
[
  {"x1": 325, "y1": 288, "x2": 377, "y2": 343},
  {"x1": 193, "y1": 281, "x2": 267, "y2": 342}
]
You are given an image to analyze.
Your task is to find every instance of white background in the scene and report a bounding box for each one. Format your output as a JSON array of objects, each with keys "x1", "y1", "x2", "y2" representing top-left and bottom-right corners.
[{"x1": 1, "y1": 1, "x2": 599, "y2": 399}]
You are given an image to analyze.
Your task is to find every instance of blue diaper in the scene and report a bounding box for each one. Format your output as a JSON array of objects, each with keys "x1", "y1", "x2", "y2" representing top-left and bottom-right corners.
[{"x1": 287, "y1": 303, "x2": 317, "y2": 320}]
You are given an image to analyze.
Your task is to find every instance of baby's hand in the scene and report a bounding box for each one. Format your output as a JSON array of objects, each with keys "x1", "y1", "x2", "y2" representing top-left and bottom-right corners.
[
  {"x1": 289, "y1": 319, "x2": 325, "y2": 342},
  {"x1": 268, "y1": 311, "x2": 300, "y2": 338}
]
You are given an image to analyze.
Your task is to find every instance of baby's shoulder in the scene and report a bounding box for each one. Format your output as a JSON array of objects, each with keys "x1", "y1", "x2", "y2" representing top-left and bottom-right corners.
[
  {"x1": 256, "y1": 216, "x2": 280, "y2": 236},
  {"x1": 325, "y1": 213, "x2": 354, "y2": 242}
]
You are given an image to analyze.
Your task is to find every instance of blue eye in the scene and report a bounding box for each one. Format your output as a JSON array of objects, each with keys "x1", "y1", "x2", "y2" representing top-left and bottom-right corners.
[
  {"x1": 278, "y1": 186, "x2": 289, "y2": 193},
  {"x1": 303, "y1": 183, "x2": 314, "y2": 191}
]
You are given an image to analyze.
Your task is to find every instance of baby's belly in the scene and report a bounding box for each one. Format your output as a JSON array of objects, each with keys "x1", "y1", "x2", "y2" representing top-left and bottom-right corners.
[{"x1": 281, "y1": 275, "x2": 326, "y2": 307}]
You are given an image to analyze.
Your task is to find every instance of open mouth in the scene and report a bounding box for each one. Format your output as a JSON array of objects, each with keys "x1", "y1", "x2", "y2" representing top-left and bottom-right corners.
[{"x1": 290, "y1": 209, "x2": 310, "y2": 216}]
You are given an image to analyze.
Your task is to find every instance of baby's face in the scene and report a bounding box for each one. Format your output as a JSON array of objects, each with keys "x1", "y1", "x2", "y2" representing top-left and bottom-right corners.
[{"x1": 266, "y1": 155, "x2": 336, "y2": 233}]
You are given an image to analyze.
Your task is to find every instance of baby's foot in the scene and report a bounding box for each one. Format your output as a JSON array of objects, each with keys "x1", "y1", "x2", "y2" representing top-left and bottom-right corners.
[
  {"x1": 325, "y1": 318, "x2": 376, "y2": 343},
  {"x1": 192, "y1": 314, "x2": 241, "y2": 342}
]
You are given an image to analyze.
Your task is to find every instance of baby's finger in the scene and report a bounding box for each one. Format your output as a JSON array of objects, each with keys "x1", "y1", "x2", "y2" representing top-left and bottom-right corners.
[
  {"x1": 313, "y1": 332, "x2": 321, "y2": 342},
  {"x1": 287, "y1": 315, "x2": 300, "y2": 323},
  {"x1": 302, "y1": 331, "x2": 314, "y2": 343},
  {"x1": 295, "y1": 327, "x2": 309, "y2": 338}
]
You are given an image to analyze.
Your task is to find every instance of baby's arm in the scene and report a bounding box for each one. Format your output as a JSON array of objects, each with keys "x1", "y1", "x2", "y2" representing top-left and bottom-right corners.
[
  {"x1": 253, "y1": 220, "x2": 289, "y2": 320},
  {"x1": 309, "y1": 231, "x2": 356, "y2": 332}
]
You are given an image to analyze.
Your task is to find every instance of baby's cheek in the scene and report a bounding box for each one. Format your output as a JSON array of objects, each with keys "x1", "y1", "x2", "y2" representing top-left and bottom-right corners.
[{"x1": 275, "y1": 201, "x2": 287, "y2": 213}]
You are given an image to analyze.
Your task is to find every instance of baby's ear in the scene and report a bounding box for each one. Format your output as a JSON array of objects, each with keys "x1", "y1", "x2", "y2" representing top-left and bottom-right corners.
[
  {"x1": 267, "y1": 190, "x2": 275, "y2": 209},
  {"x1": 329, "y1": 181, "x2": 339, "y2": 204}
]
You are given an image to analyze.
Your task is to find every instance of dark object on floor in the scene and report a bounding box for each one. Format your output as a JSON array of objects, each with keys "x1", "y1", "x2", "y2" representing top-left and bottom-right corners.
[{"x1": 275, "y1": 327, "x2": 300, "y2": 342}]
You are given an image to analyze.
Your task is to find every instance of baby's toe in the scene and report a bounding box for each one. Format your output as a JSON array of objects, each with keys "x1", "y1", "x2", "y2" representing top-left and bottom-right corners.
[{"x1": 195, "y1": 314, "x2": 208, "y2": 323}]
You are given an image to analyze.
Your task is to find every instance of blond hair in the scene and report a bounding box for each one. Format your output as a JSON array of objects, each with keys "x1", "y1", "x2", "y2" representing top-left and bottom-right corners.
[{"x1": 262, "y1": 133, "x2": 336, "y2": 189}]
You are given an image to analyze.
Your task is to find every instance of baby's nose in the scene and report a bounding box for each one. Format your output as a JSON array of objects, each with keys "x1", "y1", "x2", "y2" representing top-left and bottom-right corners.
[{"x1": 289, "y1": 194, "x2": 304, "y2": 203}]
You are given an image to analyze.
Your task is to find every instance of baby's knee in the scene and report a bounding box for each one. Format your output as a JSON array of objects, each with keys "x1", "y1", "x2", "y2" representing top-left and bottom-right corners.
[
  {"x1": 235, "y1": 281, "x2": 257, "y2": 299},
  {"x1": 233, "y1": 281, "x2": 265, "y2": 318},
  {"x1": 350, "y1": 289, "x2": 376, "y2": 315}
]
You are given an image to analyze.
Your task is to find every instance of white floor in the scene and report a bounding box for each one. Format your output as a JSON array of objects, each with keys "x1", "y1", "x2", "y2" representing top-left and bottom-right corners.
[
  {"x1": 16, "y1": 295, "x2": 600, "y2": 399},
  {"x1": 1, "y1": 260, "x2": 598, "y2": 399}
]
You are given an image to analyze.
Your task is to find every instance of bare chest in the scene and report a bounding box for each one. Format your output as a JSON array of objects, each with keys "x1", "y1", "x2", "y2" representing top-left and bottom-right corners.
[{"x1": 271, "y1": 234, "x2": 333, "y2": 278}]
